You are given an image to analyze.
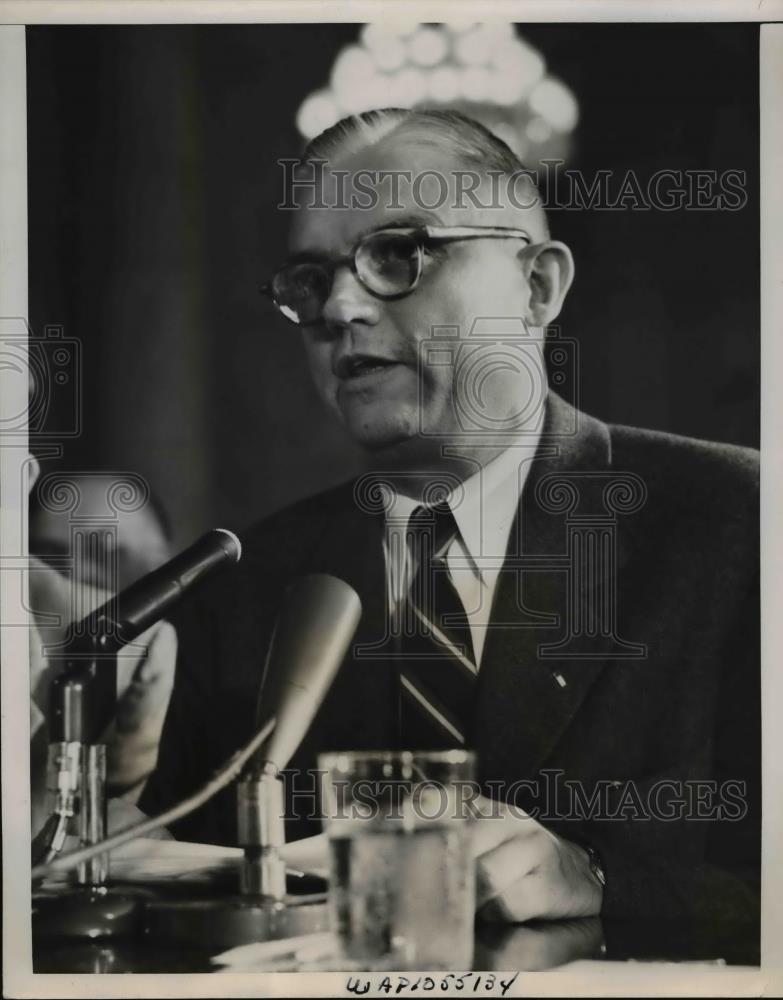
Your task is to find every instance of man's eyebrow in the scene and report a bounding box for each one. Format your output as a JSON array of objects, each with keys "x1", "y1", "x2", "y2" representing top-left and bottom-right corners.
[{"x1": 356, "y1": 212, "x2": 442, "y2": 237}]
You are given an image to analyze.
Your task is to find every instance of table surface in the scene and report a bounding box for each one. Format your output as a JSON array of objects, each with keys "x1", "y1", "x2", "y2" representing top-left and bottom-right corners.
[
  {"x1": 32, "y1": 875, "x2": 760, "y2": 974},
  {"x1": 32, "y1": 924, "x2": 759, "y2": 975}
]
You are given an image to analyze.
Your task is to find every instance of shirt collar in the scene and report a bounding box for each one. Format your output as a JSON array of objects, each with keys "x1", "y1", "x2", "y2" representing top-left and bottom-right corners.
[
  {"x1": 381, "y1": 424, "x2": 541, "y2": 587},
  {"x1": 450, "y1": 432, "x2": 540, "y2": 586}
]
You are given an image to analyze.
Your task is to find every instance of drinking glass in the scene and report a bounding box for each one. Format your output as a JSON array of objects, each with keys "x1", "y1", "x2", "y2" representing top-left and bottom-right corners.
[{"x1": 318, "y1": 749, "x2": 476, "y2": 971}]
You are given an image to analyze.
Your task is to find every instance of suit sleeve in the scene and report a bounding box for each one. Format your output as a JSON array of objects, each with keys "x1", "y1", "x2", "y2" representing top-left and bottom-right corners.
[
  {"x1": 587, "y1": 573, "x2": 760, "y2": 933},
  {"x1": 138, "y1": 590, "x2": 223, "y2": 844}
]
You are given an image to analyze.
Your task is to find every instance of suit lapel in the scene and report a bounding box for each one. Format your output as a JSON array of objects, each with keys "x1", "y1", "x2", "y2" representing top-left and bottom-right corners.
[{"x1": 473, "y1": 392, "x2": 619, "y2": 785}]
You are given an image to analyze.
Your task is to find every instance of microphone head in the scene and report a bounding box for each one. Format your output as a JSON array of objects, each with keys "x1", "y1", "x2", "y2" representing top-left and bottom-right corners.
[
  {"x1": 212, "y1": 528, "x2": 242, "y2": 563},
  {"x1": 259, "y1": 573, "x2": 362, "y2": 772}
]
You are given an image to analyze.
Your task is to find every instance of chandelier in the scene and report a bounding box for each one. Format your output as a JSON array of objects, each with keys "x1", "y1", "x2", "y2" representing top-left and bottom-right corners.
[{"x1": 296, "y1": 23, "x2": 579, "y2": 166}]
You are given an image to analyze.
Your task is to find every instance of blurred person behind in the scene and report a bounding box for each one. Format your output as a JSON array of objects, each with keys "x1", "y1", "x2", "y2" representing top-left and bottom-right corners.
[
  {"x1": 26, "y1": 462, "x2": 177, "y2": 833},
  {"x1": 29, "y1": 470, "x2": 173, "y2": 592}
]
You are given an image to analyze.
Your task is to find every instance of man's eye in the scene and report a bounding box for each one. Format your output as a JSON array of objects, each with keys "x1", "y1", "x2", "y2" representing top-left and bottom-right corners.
[
  {"x1": 370, "y1": 236, "x2": 418, "y2": 263},
  {"x1": 389, "y1": 244, "x2": 415, "y2": 261},
  {"x1": 288, "y1": 265, "x2": 328, "y2": 297}
]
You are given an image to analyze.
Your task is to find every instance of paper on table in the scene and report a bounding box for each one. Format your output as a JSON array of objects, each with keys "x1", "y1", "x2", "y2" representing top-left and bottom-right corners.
[
  {"x1": 110, "y1": 837, "x2": 242, "y2": 882},
  {"x1": 112, "y1": 832, "x2": 329, "y2": 882},
  {"x1": 282, "y1": 831, "x2": 329, "y2": 879},
  {"x1": 212, "y1": 931, "x2": 338, "y2": 971},
  {"x1": 40, "y1": 832, "x2": 330, "y2": 887}
]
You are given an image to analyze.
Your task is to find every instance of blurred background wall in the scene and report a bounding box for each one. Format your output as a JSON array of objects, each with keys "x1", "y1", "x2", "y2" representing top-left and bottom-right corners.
[{"x1": 26, "y1": 23, "x2": 759, "y2": 552}]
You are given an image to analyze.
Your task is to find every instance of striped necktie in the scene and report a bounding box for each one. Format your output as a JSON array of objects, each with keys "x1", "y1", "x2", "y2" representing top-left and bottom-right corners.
[{"x1": 396, "y1": 502, "x2": 478, "y2": 749}]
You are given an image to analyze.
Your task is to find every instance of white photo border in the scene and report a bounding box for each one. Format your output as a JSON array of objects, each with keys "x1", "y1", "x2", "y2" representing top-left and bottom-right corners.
[{"x1": 2, "y1": 3, "x2": 781, "y2": 996}]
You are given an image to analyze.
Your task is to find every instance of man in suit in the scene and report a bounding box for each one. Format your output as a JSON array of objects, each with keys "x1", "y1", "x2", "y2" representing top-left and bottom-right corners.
[{"x1": 141, "y1": 109, "x2": 759, "y2": 931}]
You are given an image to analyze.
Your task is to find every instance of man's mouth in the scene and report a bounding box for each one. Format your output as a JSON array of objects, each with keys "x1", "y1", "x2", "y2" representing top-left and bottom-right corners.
[{"x1": 336, "y1": 355, "x2": 402, "y2": 382}]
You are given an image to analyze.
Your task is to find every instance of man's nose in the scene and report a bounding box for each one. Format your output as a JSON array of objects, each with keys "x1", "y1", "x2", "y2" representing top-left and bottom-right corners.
[{"x1": 321, "y1": 265, "x2": 381, "y2": 331}]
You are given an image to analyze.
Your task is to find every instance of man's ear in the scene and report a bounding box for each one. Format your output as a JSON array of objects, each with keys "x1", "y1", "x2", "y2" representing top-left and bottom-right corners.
[{"x1": 521, "y1": 241, "x2": 575, "y2": 327}]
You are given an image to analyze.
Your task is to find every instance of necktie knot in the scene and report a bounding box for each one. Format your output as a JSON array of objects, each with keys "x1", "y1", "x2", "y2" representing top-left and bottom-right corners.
[{"x1": 408, "y1": 502, "x2": 459, "y2": 565}]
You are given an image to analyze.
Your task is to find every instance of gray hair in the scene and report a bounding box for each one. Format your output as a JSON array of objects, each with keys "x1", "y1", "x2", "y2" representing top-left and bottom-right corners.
[{"x1": 301, "y1": 107, "x2": 549, "y2": 237}]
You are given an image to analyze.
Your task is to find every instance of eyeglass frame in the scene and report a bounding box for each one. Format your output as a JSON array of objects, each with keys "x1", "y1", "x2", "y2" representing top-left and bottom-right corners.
[{"x1": 261, "y1": 224, "x2": 535, "y2": 326}]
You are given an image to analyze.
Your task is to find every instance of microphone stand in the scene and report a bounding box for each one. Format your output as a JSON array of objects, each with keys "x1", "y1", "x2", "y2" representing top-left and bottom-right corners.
[
  {"x1": 236, "y1": 760, "x2": 287, "y2": 900},
  {"x1": 33, "y1": 629, "x2": 150, "y2": 940},
  {"x1": 32, "y1": 528, "x2": 243, "y2": 941},
  {"x1": 142, "y1": 756, "x2": 329, "y2": 951},
  {"x1": 32, "y1": 711, "x2": 328, "y2": 951}
]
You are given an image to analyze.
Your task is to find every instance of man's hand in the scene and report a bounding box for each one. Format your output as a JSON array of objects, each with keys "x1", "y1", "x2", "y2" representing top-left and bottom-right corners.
[
  {"x1": 475, "y1": 916, "x2": 605, "y2": 970},
  {"x1": 105, "y1": 620, "x2": 177, "y2": 800},
  {"x1": 471, "y1": 796, "x2": 603, "y2": 923},
  {"x1": 28, "y1": 556, "x2": 177, "y2": 815}
]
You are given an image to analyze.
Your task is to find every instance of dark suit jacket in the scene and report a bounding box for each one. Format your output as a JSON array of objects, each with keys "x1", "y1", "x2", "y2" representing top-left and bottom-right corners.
[{"x1": 141, "y1": 393, "x2": 760, "y2": 930}]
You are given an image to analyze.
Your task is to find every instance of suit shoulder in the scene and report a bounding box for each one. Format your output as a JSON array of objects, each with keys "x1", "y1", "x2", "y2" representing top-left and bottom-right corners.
[
  {"x1": 607, "y1": 422, "x2": 758, "y2": 552},
  {"x1": 174, "y1": 479, "x2": 357, "y2": 624},
  {"x1": 608, "y1": 422, "x2": 758, "y2": 495},
  {"x1": 237, "y1": 478, "x2": 358, "y2": 564}
]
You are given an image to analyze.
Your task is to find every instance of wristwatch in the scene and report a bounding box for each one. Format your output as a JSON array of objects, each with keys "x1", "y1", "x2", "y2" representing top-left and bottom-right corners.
[{"x1": 584, "y1": 844, "x2": 607, "y2": 888}]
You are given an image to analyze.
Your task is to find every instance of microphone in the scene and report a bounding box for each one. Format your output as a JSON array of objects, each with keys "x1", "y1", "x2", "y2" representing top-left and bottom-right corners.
[
  {"x1": 256, "y1": 573, "x2": 362, "y2": 772},
  {"x1": 41, "y1": 527, "x2": 244, "y2": 895},
  {"x1": 74, "y1": 527, "x2": 243, "y2": 654},
  {"x1": 35, "y1": 572, "x2": 361, "y2": 944},
  {"x1": 238, "y1": 573, "x2": 361, "y2": 897}
]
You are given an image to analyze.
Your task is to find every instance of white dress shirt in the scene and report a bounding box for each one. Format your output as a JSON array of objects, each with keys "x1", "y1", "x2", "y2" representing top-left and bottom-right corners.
[{"x1": 382, "y1": 431, "x2": 541, "y2": 666}]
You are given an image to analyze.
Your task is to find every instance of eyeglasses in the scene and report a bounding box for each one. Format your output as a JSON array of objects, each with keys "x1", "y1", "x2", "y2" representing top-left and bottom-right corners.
[{"x1": 262, "y1": 224, "x2": 533, "y2": 326}]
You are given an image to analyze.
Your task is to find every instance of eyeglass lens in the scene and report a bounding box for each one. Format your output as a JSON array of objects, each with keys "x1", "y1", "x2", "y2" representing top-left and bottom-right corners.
[
  {"x1": 272, "y1": 230, "x2": 423, "y2": 324},
  {"x1": 355, "y1": 230, "x2": 421, "y2": 296}
]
